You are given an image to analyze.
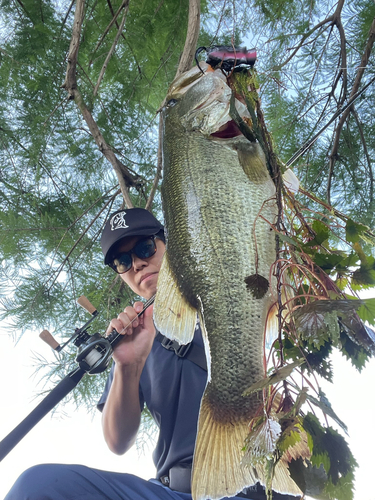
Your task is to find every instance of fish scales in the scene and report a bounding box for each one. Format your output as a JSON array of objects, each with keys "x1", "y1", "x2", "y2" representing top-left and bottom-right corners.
[
  {"x1": 154, "y1": 68, "x2": 299, "y2": 500},
  {"x1": 162, "y1": 84, "x2": 276, "y2": 422}
]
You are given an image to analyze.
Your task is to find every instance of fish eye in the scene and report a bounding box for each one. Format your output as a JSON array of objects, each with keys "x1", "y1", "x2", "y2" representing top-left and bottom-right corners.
[{"x1": 166, "y1": 98, "x2": 178, "y2": 107}]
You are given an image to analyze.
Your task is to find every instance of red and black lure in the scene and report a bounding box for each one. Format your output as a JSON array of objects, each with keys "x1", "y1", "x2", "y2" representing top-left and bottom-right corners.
[{"x1": 195, "y1": 45, "x2": 257, "y2": 73}]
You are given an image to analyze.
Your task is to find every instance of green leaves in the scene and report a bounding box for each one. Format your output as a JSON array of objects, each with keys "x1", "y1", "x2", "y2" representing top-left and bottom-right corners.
[
  {"x1": 307, "y1": 220, "x2": 329, "y2": 247},
  {"x1": 345, "y1": 219, "x2": 368, "y2": 244},
  {"x1": 357, "y1": 298, "x2": 375, "y2": 325},
  {"x1": 278, "y1": 429, "x2": 302, "y2": 454},
  {"x1": 301, "y1": 413, "x2": 357, "y2": 500},
  {"x1": 295, "y1": 308, "x2": 340, "y2": 349},
  {"x1": 339, "y1": 328, "x2": 370, "y2": 371},
  {"x1": 243, "y1": 360, "x2": 304, "y2": 396},
  {"x1": 293, "y1": 300, "x2": 361, "y2": 349}
]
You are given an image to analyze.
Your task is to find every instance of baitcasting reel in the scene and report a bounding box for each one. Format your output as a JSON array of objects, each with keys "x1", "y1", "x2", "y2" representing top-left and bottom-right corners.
[{"x1": 40, "y1": 295, "x2": 155, "y2": 375}]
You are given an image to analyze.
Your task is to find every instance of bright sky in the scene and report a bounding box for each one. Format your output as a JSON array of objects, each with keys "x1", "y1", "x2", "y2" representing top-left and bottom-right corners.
[
  {"x1": 0, "y1": 327, "x2": 374, "y2": 500},
  {"x1": 0, "y1": 332, "x2": 156, "y2": 498}
]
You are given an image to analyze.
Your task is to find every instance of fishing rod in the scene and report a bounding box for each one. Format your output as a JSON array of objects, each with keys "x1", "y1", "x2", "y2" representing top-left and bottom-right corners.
[
  {"x1": 286, "y1": 75, "x2": 375, "y2": 167},
  {"x1": 0, "y1": 294, "x2": 155, "y2": 462}
]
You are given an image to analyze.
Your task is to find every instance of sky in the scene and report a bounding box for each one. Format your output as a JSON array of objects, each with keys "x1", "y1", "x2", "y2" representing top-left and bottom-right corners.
[
  {"x1": 0, "y1": 325, "x2": 374, "y2": 500},
  {"x1": 0, "y1": 332, "x2": 156, "y2": 498}
]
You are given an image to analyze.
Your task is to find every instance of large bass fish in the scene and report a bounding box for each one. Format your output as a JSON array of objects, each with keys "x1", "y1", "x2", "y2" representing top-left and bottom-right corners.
[{"x1": 154, "y1": 63, "x2": 301, "y2": 500}]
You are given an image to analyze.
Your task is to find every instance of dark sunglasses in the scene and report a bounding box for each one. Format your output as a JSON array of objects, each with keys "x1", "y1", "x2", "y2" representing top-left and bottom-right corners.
[{"x1": 109, "y1": 236, "x2": 157, "y2": 274}]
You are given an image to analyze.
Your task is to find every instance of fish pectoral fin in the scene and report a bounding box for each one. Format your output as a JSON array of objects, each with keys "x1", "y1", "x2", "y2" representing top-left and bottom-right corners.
[
  {"x1": 235, "y1": 141, "x2": 272, "y2": 184},
  {"x1": 198, "y1": 311, "x2": 211, "y2": 382},
  {"x1": 154, "y1": 253, "x2": 197, "y2": 345}
]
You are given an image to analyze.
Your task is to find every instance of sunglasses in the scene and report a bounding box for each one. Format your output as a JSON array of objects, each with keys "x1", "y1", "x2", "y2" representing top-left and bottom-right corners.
[{"x1": 109, "y1": 236, "x2": 157, "y2": 274}]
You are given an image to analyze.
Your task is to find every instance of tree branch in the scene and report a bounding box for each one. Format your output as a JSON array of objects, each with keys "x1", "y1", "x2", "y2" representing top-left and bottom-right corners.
[
  {"x1": 15, "y1": 0, "x2": 34, "y2": 23},
  {"x1": 145, "y1": 114, "x2": 164, "y2": 211},
  {"x1": 327, "y1": 15, "x2": 375, "y2": 204},
  {"x1": 42, "y1": 96, "x2": 69, "y2": 126},
  {"x1": 62, "y1": 0, "x2": 84, "y2": 94},
  {"x1": 174, "y1": 0, "x2": 201, "y2": 78},
  {"x1": 90, "y1": 0, "x2": 129, "y2": 66},
  {"x1": 275, "y1": 15, "x2": 334, "y2": 71},
  {"x1": 72, "y1": 89, "x2": 136, "y2": 207},
  {"x1": 352, "y1": 107, "x2": 374, "y2": 202},
  {"x1": 331, "y1": 0, "x2": 347, "y2": 104},
  {"x1": 295, "y1": 25, "x2": 334, "y2": 120},
  {"x1": 59, "y1": 0, "x2": 75, "y2": 36},
  {"x1": 62, "y1": 0, "x2": 140, "y2": 208},
  {"x1": 93, "y1": 0, "x2": 129, "y2": 96}
]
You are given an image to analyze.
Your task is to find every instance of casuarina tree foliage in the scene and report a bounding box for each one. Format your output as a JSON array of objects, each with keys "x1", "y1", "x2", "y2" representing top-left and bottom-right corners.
[{"x1": 1, "y1": 1, "x2": 375, "y2": 497}]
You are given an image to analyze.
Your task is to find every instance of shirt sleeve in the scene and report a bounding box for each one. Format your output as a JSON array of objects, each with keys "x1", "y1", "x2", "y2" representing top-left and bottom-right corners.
[{"x1": 96, "y1": 361, "x2": 145, "y2": 413}]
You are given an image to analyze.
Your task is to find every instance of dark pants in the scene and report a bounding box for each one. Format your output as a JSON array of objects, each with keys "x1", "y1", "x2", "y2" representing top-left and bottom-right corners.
[{"x1": 4, "y1": 463, "x2": 251, "y2": 500}]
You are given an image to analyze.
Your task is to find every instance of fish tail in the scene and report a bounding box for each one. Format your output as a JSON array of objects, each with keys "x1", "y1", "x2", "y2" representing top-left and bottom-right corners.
[
  {"x1": 191, "y1": 396, "x2": 258, "y2": 500},
  {"x1": 191, "y1": 396, "x2": 303, "y2": 500}
]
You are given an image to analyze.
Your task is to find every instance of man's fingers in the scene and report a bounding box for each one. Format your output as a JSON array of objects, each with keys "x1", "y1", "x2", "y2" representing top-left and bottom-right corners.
[
  {"x1": 133, "y1": 301, "x2": 145, "y2": 326},
  {"x1": 106, "y1": 314, "x2": 133, "y2": 337},
  {"x1": 105, "y1": 302, "x2": 151, "y2": 337},
  {"x1": 106, "y1": 318, "x2": 125, "y2": 336},
  {"x1": 123, "y1": 306, "x2": 140, "y2": 329},
  {"x1": 134, "y1": 301, "x2": 144, "y2": 313}
]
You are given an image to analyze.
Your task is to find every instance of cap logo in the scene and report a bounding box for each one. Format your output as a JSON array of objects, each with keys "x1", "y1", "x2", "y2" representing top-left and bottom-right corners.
[{"x1": 110, "y1": 212, "x2": 129, "y2": 231}]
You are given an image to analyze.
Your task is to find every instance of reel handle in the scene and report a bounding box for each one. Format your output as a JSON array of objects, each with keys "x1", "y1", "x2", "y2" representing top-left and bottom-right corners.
[
  {"x1": 39, "y1": 330, "x2": 61, "y2": 352},
  {"x1": 77, "y1": 295, "x2": 97, "y2": 316}
]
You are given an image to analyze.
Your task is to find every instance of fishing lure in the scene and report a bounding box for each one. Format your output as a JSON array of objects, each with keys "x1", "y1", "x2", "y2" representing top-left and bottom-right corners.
[{"x1": 195, "y1": 45, "x2": 257, "y2": 73}]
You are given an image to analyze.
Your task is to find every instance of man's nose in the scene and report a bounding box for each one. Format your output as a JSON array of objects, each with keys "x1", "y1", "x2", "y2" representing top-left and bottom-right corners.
[{"x1": 132, "y1": 254, "x2": 147, "y2": 270}]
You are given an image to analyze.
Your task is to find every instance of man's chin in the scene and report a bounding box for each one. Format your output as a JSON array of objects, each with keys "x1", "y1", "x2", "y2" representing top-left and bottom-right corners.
[{"x1": 139, "y1": 284, "x2": 158, "y2": 300}]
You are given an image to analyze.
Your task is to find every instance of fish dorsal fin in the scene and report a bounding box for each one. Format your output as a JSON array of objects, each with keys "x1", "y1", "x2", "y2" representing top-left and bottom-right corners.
[{"x1": 154, "y1": 252, "x2": 197, "y2": 345}]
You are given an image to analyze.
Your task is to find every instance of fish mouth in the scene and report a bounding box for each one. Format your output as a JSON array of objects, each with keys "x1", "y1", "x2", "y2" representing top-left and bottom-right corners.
[
  {"x1": 167, "y1": 62, "x2": 213, "y2": 99},
  {"x1": 210, "y1": 120, "x2": 242, "y2": 139},
  {"x1": 169, "y1": 64, "x2": 251, "y2": 140}
]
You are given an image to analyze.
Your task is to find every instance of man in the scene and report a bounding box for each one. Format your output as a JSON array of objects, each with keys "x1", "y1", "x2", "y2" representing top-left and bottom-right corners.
[{"x1": 5, "y1": 208, "x2": 299, "y2": 500}]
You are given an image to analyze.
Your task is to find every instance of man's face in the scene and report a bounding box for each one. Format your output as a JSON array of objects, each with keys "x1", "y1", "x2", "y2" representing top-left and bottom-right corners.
[{"x1": 113, "y1": 236, "x2": 166, "y2": 299}]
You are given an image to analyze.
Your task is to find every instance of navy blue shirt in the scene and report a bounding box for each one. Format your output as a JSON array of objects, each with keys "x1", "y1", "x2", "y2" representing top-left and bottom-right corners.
[{"x1": 97, "y1": 324, "x2": 207, "y2": 479}]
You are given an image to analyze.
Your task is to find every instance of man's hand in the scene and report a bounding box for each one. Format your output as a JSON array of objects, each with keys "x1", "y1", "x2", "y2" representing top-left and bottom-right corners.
[{"x1": 106, "y1": 301, "x2": 155, "y2": 367}]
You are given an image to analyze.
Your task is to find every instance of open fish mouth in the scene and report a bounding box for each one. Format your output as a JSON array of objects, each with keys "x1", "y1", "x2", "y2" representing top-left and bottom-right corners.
[
  {"x1": 210, "y1": 119, "x2": 242, "y2": 139},
  {"x1": 167, "y1": 62, "x2": 251, "y2": 139},
  {"x1": 186, "y1": 86, "x2": 250, "y2": 138}
]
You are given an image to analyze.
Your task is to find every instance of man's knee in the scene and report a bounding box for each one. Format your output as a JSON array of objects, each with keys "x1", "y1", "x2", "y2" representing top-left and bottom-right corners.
[{"x1": 5, "y1": 463, "x2": 83, "y2": 500}]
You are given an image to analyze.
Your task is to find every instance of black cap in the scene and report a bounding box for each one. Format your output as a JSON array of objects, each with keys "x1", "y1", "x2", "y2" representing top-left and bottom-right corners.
[{"x1": 101, "y1": 208, "x2": 164, "y2": 264}]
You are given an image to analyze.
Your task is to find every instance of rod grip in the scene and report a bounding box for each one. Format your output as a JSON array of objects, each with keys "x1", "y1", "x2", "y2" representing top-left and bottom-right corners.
[{"x1": 77, "y1": 295, "x2": 97, "y2": 316}]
